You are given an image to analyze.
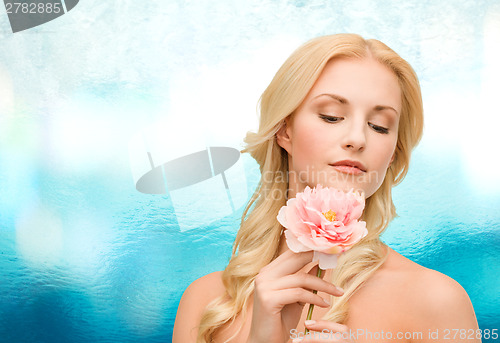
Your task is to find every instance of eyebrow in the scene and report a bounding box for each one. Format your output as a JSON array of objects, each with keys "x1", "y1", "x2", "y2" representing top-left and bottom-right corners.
[{"x1": 313, "y1": 93, "x2": 399, "y2": 116}]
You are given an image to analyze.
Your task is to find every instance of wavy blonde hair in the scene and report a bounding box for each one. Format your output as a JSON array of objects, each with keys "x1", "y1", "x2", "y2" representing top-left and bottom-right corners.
[{"x1": 197, "y1": 33, "x2": 424, "y2": 342}]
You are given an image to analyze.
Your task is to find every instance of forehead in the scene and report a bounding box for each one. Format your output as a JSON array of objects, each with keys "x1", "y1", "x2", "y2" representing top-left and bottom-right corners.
[{"x1": 306, "y1": 57, "x2": 402, "y2": 112}]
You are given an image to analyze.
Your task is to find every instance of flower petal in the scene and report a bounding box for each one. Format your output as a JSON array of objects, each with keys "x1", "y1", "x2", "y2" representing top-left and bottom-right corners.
[
  {"x1": 285, "y1": 229, "x2": 310, "y2": 252},
  {"x1": 276, "y1": 205, "x2": 288, "y2": 228},
  {"x1": 342, "y1": 221, "x2": 368, "y2": 245},
  {"x1": 314, "y1": 251, "x2": 339, "y2": 269},
  {"x1": 322, "y1": 245, "x2": 344, "y2": 254},
  {"x1": 304, "y1": 206, "x2": 324, "y2": 226}
]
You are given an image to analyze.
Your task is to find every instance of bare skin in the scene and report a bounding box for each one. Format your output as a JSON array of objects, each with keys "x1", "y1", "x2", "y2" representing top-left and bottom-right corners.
[{"x1": 173, "y1": 232, "x2": 480, "y2": 343}]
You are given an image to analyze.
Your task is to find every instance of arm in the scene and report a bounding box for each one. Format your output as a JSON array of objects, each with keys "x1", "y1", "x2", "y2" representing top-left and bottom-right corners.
[
  {"x1": 172, "y1": 271, "x2": 225, "y2": 343},
  {"x1": 411, "y1": 270, "x2": 480, "y2": 343}
]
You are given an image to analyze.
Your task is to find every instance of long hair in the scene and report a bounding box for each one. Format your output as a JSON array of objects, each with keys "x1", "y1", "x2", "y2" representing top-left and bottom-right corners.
[{"x1": 197, "y1": 33, "x2": 424, "y2": 342}]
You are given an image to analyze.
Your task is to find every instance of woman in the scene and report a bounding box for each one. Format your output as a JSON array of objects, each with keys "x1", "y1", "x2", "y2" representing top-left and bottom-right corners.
[{"x1": 173, "y1": 33, "x2": 480, "y2": 343}]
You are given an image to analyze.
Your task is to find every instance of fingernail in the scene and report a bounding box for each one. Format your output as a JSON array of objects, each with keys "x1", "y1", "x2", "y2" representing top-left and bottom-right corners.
[
  {"x1": 305, "y1": 320, "x2": 316, "y2": 326},
  {"x1": 337, "y1": 286, "x2": 344, "y2": 293},
  {"x1": 323, "y1": 297, "x2": 330, "y2": 305},
  {"x1": 292, "y1": 339, "x2": 302, "y2": 343}
]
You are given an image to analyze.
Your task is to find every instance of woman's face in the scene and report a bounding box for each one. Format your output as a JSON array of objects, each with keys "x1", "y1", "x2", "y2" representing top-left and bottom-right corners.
[{"x1": 277, "y1": 57, "x2": 401, "y2": 199}]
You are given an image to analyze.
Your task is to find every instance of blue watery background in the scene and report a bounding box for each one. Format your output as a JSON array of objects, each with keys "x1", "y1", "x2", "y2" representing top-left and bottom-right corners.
[{"x1": 1, "y1": 1, "x2": 499, "y2": 342}]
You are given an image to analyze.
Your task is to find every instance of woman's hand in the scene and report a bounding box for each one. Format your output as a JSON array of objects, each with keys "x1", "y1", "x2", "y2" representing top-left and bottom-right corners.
[
  {"x1": 247, "y1": 250, "x2": 345, "y2": 343},
  {"x1": 291, "y1": 320, "x2": 355, "y2": 342}
]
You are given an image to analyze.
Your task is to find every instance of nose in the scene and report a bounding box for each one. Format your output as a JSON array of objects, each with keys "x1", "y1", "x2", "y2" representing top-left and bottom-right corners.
[{"x1": 342, "y1": 119, "x2": 366, "y2": 152}]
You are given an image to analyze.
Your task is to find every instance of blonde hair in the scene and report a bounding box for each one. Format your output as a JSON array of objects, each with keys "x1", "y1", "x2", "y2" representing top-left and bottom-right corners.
[{"x1": 197, "y1": 33, "x2": 424, "y2": 342}]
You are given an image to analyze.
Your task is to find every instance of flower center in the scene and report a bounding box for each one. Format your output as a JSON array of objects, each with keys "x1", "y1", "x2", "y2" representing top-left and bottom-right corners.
[{"x1": 322, "y1": 209, "x2": 337, "y2": 222}]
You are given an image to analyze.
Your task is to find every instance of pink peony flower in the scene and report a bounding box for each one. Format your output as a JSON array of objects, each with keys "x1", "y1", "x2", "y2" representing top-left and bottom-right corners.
[{"x1": 277, "y1": 184, "x2": 368, "y2": 269}]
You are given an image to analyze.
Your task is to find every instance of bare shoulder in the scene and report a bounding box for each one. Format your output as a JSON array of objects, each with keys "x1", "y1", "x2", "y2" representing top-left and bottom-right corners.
[
  {"x1": 411, "y1": 265, "x2": 479, "y2": 328},
  {"x1": 172, "y1": 271, "x2": 226, "y2": 343},
  {"x1": 384, "y1": 247, "x2": 479, "y2": 342},
  {"x1": 186, "y1": 270, "x2": 226, "y2": 298}
]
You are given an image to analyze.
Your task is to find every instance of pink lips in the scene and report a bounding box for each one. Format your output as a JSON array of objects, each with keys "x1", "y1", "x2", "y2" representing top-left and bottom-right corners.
[
  {"x1": 330, "y1": 159, "x2": 366, "y2": 174},
  {"x1": 331, "y1": 165, "x2": 364, "y2": 175}
]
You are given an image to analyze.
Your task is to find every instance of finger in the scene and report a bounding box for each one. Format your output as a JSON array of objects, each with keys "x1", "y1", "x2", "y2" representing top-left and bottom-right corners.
[
  {"x1": 261, "y1": 250, "x2": 314, "y2": 277},
  {"x1": 307, "y1": 263, "x2": 325, "y2": 277},
  {"x1": 305, "y1": 260, "x2": 322, "y2": 276},
  {"x1": 302, "y1": 320, "x2": 351, "y2": 341},
  {"x1": 271, "y1": 273, "x2": 344, "y2": 297},
  {"x1": 304, "y1": 319, "x2": 349, "y2": 332},
  {"x1": 275, "y1": 288, "x2": 331, "y2": 308}
]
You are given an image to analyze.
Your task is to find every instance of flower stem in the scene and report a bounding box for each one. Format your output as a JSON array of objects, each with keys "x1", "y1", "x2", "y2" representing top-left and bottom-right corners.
[{"x1": 304, "y1": 267, "x2": 324, "y2": 334}]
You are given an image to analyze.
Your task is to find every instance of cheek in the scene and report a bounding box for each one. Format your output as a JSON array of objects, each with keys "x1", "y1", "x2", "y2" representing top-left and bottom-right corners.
[
  {"x1": 375, "y1": 138, "x2": 397, "y2": 167},
  {"x1": 293, "y1": 136, "x2": 314, "y2": 165},
  {"x1": 294, "y1": 127, "x2": 327, "y2": 161}
]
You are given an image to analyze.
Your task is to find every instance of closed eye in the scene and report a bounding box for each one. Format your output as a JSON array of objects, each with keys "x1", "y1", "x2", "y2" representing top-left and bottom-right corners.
[
  {"x1": 369, "y1": 123, "x2": 389, "y2": 134},
  {"x1": 319, "y1": 114, "x2": 342, "y2": 123},
  {"x1": 320, "y1": 114, "x2": 389, "y2": 134}
]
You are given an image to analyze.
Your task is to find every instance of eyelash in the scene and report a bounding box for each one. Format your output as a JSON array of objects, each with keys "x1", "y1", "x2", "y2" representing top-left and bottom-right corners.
[{"x1": 319, "y1": 114, "x2": 389, "y2": 134}]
